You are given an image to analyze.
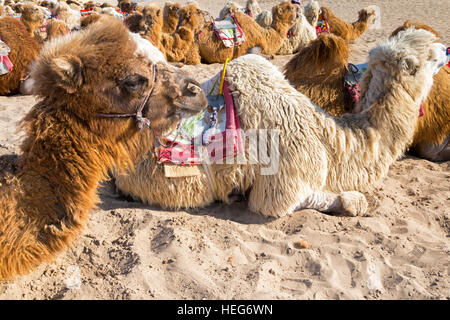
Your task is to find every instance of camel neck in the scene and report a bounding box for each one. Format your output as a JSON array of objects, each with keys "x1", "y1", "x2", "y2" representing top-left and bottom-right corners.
[
  {"x1": 271, "y1": 19, "x2": 291, "y2": 36},
  {"x1": 324, "y1": 72, "x2": 423, "y2": 191},
  {"x1": 351, "y1": 20, "x2": 369, "y2": 38},
  {"x1": 16, "y1": 105, "x2": 123, "y2": 225}
]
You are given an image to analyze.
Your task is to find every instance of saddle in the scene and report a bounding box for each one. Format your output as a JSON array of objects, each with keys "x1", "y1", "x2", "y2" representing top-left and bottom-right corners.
[
  {"x1": 315, "y1": 13, "x2": 330, "y2": 36},
  {"x1": 156, "y1": 61, "x2": 243, "y2": 166},
  {"x1": 212, "y1": 15, "x2": 246, "y2": 48}
]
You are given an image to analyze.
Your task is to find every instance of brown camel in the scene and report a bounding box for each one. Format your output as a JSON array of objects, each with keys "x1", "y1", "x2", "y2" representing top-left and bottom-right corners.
[
  {"x1": 17, "y1": 2, "x2": 47, "y2": 42},
  {"x1": 80, "y1": 11, "x2": 101, "y2": 29},
  {"x1": 284, "y1": 33, "x2": 350, "y2": 116},
  {"x1": 125, "y1": 4, "x2": 166, "y2": 56},
  {"x1": 118, "y1": 0, "x2": 134, "y2": 14},
  {"x1": 162, "y1": 1, "x2": 181, "y2": 34},
  {"x1": 0, "y1": 16, "x2": 207, "y2": 280},
  {"x1": 161, "y1": 3, "x2": 206, "y2": 64},
  {"x1": 0, "y1": 17, "x2": 41, "y2": 95},
  {"x1": 284, "y1": 22, "x2": 450, "y2": 161},
  {"x1": 196, "y1": 1, "x2": 298, "y2": 63},
  {"x1": 388, "y1": 21, "x2": 449, "y2": 161},
  {"x1": 320, "y1": 6, "x2": 376, "y2": 41}
]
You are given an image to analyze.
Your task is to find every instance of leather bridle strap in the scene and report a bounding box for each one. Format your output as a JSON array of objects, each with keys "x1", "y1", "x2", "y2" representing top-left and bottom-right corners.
[{"x1": 97, "y1": 64, "x2": 157, "y2": 130}]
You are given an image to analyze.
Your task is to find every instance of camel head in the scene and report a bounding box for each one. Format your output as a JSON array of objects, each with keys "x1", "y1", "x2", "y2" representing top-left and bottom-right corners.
[
  {"x1": 17, "y1": 2, "x2": 46, "y2": 24},
  {"x1": 364, "y1": 28, "x2": 447, "y2": 112},
  {"x1": 358, "y1": 7, "x2": 376, "y2": 27},
  {"x1": 138, "y1": 4, "x2": 163, "y2": 33},
  {"x1": 177, "y1": 2, "x2": 207, "y2": 34},
  {"x1": 271, "y1": 1, "x2": 298, "y2": 29},
  {"x1": 83, "y1": 1, "x2": 95, "y2": 10},
  {"x1": 304, "y1": 0, "x2": 320, "y2": 26},
  {"x1": 118, "y1": 0, "x2": 133, "y2": 13},
  {"x1": 39, "y1": 0, "x2": 58, "y2": 11},
  {"x1": 28, "y1": 16, "x2": 207, "y2": 137},
  {"x1": 164, "y1": 1, "x2": 181, "y2": 18}
]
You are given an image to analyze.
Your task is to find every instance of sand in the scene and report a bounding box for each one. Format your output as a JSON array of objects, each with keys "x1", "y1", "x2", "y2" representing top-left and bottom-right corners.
[{"x1": 0, "y1": 0, "x2": 449, "y2": 300}]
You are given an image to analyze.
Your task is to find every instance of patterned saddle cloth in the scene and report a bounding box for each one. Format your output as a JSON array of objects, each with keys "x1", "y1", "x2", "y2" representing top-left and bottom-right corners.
[
  {"x1": 212, "y1": 15, "x2": 246, "y2": 48},
  {"x1": 315, "y1": 14, "x2": 330, "y2": 36},
  {"x1": 0, "y1": 39, "x2": 13, "y2": 75},
  {"x1": 80, "y1": 9, "x2": 93, "y2": 17},
  {"x1": 156, "y1": 65, "x2": 244, "y2": 166}
]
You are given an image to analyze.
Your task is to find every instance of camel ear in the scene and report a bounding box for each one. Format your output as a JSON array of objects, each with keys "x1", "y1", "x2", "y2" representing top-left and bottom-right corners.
[
  {"x1": 400, "y1": 55, "x2": 419, "y2": 75},
  {"x1": 51, "y1": 55, "x2": 83, "y2": 93}
]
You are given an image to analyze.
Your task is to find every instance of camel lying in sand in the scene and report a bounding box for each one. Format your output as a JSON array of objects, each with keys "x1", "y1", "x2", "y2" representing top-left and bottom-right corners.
[
  {"x1": 388, "y1": 22, "x2": 449, "y2": 161},
  {"x1": 255, "y1": 5, "x2": 317, "y2": 55},
  {"x1": 284, "y1": 22, "x2": 449, "y2": 161},
  {"x1": 161, "y1": 2, "x2": 206, "y2": 64},
  {"x1": 0, "y1": 17, "x2": 40, "y2": 95},
  {"x1": 125, "y1": 2, "x2": 206, "y2": 65},
  {"x1": 196, "y1": 1, "x2": 298, "y2": 63},
  {"x1": 115, "y1": 28, "x2": 447, "y2": 218},
  {"x1": 125, "y1": 3, "x2": 167, "y2": 56},
  {"x1": 16, "y1": 2, "x2": 47, "y2": 42},
  {"x1": 305, "y1": 0, "x2": 378, "y2": 41},
  {"x1": 219, "y1": 0, "x2": 262, "y2": 20},
  {"x1": 0, "y1": 17, "x2": 207, "y2": 280}
]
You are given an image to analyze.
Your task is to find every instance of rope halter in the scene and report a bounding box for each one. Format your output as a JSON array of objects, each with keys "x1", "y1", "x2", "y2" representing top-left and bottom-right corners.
[{"x1": 97, "y1": 64, "x2": 157, "y2": 130}]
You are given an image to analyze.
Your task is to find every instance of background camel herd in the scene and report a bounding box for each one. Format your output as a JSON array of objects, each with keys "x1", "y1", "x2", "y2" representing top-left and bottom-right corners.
[{"x1": 0, "y1": 0, "x2": 449, "y2": 300}]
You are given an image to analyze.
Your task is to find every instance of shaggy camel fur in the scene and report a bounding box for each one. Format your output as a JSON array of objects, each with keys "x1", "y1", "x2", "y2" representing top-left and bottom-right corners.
[
  {"x1": 320, "y1": 5, "x2": 377, "y2": 41},
  {"x1": 284, "y1": 33, "x2": 350, "y2": 116},
  {"x1": 45, "y1": 18, "x2": 70, "y2": 41},
  {"x1": 162, "y1": 1, "x2": 181, "y2": 34},
  {"x1": 126, "y1": 3, "x2": 205, "y2": 64},
  {"x1": 0, "y1": 17, "x2": 207, "y2": 280},
  {"x1": 197, "y1": 1, "x2": 298, "y2": 63},
  {"x1": 0, "y1": 17, "x2": 40, "y2": 95},
  {"x1": 125, "y1": 4, "x2": 166, "y2": 56},
  {"x1": 161, "y1": 3, "x2": 206, "y2": 64},
  {"x1": 256, "y1": 6, "x2": 317, "y2": 55},
  {"x1": 115, "y1": 29, "x2": 447, "y2": 219},
  {"x1": 389, "y1": 22, "x2": 449, "y2": 161},
  {"x1": 17, "y1": 2, "x2": 47, "y2": 42},
  {"x1": 278, "y1": 11, "x2": 317, "y2": 54},
  {"x1": 54, "y1": 2, "x2": 81, "y2": 30},
  {"x1": 80, "y1": 11, "x2": 100, "y2": 29},
  {"x1": 285, "y1": 22, "x2": 449, "y2": 161}
]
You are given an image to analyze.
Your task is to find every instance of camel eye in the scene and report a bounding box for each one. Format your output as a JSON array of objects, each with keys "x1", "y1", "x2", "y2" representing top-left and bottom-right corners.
[{"x1": 119, "y1": 74, "x2": 149, "y2": 94}]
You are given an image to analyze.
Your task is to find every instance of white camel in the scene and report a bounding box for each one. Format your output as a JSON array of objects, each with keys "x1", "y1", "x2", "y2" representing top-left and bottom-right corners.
[{"x1": 115, "y1": 28, "x2": 447, "y2": 218}]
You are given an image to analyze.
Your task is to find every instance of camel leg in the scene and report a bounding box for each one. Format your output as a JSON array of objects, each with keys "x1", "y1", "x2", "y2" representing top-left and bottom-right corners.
[
  {"x1": 295, "y1": 191, "x2": 368, "y2": 217},
  {"x1": 413, "y1": 137, "x2": 450, "y2": 162}
]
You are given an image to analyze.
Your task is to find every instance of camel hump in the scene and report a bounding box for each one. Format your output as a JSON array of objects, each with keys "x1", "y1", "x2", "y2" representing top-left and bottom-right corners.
[
  {"x1": 390, "y1": 20, "x2": 440, "y2": 39},
  {"x1": 284, "y1": 33, "x2": 349, "y2": 79}
]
